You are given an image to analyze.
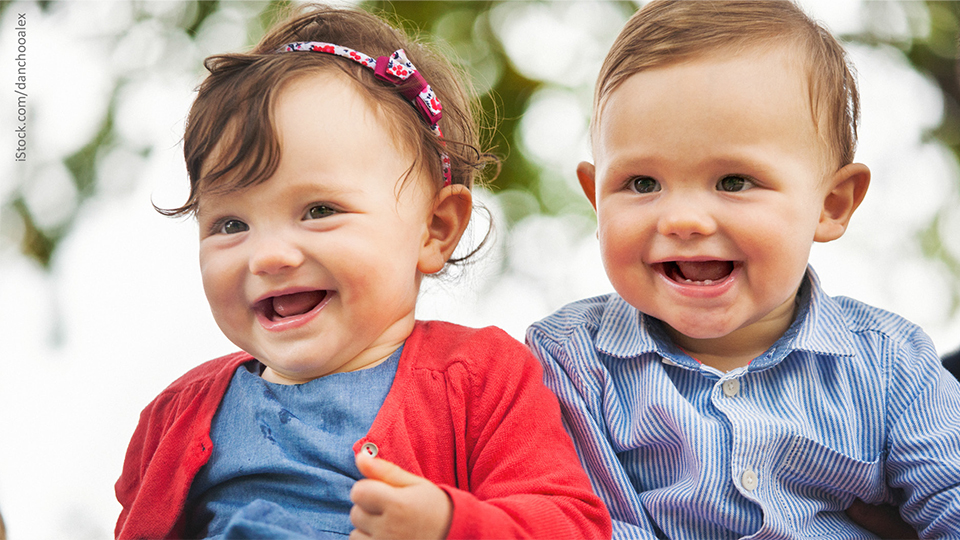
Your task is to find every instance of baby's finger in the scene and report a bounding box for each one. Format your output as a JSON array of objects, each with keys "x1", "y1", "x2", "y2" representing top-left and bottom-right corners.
[
  {"x1": 349, "y1": 527, "x2": 372, "y2": 540},
  {"x1": 349, "y1": 502, "x2": 377, "y2": 536},
  {"x1": 350, "y1": 477, "x2": 395, "y2": 514},
  {"x1": 355, "y1": 452, "x2": 423, "y2": 488}
]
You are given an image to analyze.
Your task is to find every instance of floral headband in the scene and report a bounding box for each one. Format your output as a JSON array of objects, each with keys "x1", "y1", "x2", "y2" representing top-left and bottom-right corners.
[{"x1": 281, "y1": 41, "x2": 452, "y2": 186}]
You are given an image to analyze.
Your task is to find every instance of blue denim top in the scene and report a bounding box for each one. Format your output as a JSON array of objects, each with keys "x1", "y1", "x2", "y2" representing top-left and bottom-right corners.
[{"x1": 186, "y1": 347, "x2": 402, "y2": 539}]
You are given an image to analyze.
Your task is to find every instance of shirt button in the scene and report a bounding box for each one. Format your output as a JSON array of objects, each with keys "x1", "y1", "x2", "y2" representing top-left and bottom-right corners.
[
  {"x1": 360, "y1": 442, "x2": 379, "y2": 458},
  {"x1": 741, "y1": 469, "x2": 759, "y2": 491},
  {"x1": 722, "y1": 378, "x2": 741, "y2": 397}
]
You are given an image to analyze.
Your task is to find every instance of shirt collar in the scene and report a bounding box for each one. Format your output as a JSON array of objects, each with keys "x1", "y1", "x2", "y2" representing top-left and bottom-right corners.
[
  {"x1": 777, "y1": 266, "x2": 859, "y2": 361},
  {"x1": 593, "y1": 266, "x2": 858, "y2": 371},
  {"x1": 594, "y1": 294, "x2": 692, "y2": 365}
]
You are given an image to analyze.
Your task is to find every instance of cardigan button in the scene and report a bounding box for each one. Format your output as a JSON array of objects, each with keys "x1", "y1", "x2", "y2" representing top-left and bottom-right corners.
[{"x1": 360, "y1": 442, "x2": 379, "y2": 458}]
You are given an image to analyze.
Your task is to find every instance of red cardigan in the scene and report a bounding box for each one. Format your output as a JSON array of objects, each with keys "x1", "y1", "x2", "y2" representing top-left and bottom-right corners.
[{"x1": 115, "y1": 321, "x2": 611, "y2": 539}]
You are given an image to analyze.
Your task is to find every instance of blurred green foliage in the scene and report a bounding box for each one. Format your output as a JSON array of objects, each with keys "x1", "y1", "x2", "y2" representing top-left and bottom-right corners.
[
  {"x1": 896, "y1": 2, "x2": 960, "y2": 304},
  {"x1": 364, "y1": 0, "x2": 547, "y2": 223},
  {"x1": 861, "y1": 1, "x2": 960, "y2": 309}
]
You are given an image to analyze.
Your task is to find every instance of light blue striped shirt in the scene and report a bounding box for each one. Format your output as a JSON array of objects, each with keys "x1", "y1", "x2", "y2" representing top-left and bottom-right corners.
[{"x1": 527, "y1": 268, "x2": 960, "y2": 539}]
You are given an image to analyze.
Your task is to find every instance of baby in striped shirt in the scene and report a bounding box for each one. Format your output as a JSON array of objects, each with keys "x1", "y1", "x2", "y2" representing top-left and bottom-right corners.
[{"x1": 528, "y1": 1, "x2": 960, "y2": 538}]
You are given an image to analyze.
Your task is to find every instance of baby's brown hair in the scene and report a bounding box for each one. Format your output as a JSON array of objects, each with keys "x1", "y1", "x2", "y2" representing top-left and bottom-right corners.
[
  {"x1": 595, "y1": 0, "x2": 859, "y2": 169},
  {"x1": 166, "y1": 3, "x2": 489, "y2": 218}
]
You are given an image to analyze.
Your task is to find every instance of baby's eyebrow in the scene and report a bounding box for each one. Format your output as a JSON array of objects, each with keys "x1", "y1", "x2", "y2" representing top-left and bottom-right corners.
[
  {"x1": 194, "y1": 190, "x2": 253, "y2": 220},
  {"x1": 194, "y1": 202, "x2": 229, "y2": 222},
  {"x1": 285, "y1": 181, "x2": 365, "y2": 200},
  {"x1": 600, "y1": 151, "x2": 666, "y2": 174}
]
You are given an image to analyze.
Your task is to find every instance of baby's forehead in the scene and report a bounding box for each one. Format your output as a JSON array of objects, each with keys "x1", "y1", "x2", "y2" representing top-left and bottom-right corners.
[
  {"x1": 596, "y1": 49, "x2": 833, "y2": 176},
  {"x1": 601, "y1": 45, "x2": 833, "y2": 162},
  {"x1": 601, "y1": 42, "x2": 807, "y2": 111},
  {"x1": 196, "y1": 75, "x2": 423, "y2": 198}
]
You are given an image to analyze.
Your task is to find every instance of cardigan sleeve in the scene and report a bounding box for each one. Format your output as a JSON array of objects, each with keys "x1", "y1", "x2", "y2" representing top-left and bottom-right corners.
[
  {"x1": 526, "y1": 325, "x2": 659, "y2": 539},
  {"x1": 115, "y1": 389, "x2": 194, "y2": 539},
  {"x1": 115, "y1": 353, "x2": 249, "y2": 540},
  {"x1": 439, "y1": 330, "x2": 612, "y2": 540}
]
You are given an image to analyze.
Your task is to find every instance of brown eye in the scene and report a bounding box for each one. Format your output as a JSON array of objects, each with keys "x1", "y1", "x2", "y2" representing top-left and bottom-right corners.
[
  {"x1": 717, "y1": 175, "x2": 754, "y2": 192},
  {"x1": 631, "y1": 176, "x2": 660, "y2": 194},
  {"x1": 305, "y1": 205, "x2": 336, "y2": 220},
  {"x1": 219, "y1": 219, "x2": 248, "y2": 234}
]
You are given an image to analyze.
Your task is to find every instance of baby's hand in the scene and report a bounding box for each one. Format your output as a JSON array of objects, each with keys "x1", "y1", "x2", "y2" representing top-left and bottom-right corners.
[{"x1": 349, "y1": 451, "x2": 452, "y2": 540}]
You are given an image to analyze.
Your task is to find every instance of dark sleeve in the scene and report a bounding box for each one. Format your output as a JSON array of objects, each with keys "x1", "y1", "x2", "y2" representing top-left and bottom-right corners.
[{"x1": 942, "y1": 348, "x2": 960, "y2": 381}]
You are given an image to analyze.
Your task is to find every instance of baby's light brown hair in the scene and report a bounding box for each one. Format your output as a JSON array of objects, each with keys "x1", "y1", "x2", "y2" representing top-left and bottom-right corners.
[
  {"x1": 594, "y1": 0, "x2": 859, "y2": 170},
  {"x1": 165, "y1": 3, "x2": 490, "y2": 218}
]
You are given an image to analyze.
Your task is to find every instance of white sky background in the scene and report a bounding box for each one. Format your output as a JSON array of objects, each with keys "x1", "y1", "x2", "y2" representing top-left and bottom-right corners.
[{"x1": 0, "y1": 1, "x2": 959, "y2": 538}]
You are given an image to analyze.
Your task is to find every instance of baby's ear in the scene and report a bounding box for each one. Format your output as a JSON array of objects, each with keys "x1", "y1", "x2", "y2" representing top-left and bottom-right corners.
[
  {"x1": 577, "y1": 161, "x2": 598, "y2": 210},
  {"x1": 815, "y1": 163, "x2": 870, "y2": 243},
  {"x1": 418, "y1": 184, "x2": 473, "y2": 275}
]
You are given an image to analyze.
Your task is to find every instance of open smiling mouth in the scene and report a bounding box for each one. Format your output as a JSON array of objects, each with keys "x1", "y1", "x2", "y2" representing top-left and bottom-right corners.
[
  {"x1": 255, "y1": 290, "x2": 328, "y2": 322},
  {"x1": 660, "y1": 261, "x2": 736, "y2": 285}
]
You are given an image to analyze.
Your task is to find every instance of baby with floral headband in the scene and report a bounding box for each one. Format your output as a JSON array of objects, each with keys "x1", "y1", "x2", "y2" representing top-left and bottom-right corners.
[
  {"x1": 114, "y1": 4, "x2": 610, "y2": 539},
  {"x1": 527, "y1": 1, "x2": 960, "y2": 538}
]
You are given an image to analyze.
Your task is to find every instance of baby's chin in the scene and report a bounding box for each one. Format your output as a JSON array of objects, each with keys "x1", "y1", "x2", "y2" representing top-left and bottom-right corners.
[
  {"x1": 248, "y1": 349, "x2": 341, "y2": 385},
  {"x1": 659, "y1": 301, "x2": 798, "y2": 356},
  {"x1": 618, "y1": 295, "x2": 740, "y2": 341},
  {"x1": 661, "y1": 318, "x2": 739, "y2": 344},
  {"x1": 633, "y1": 299, "x2": 746, "y2": 341},
  {"x1": 259, "y1": 364, "x2": 324, "y2": 385}
]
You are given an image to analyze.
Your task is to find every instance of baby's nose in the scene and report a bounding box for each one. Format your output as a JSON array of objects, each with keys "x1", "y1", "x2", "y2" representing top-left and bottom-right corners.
[
  {"x1": 656, "y1": 196, "x2": 717, "y2": 239},
  {"x1": 248, "y1": 234, "x2": 305, "y2": 275}
]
